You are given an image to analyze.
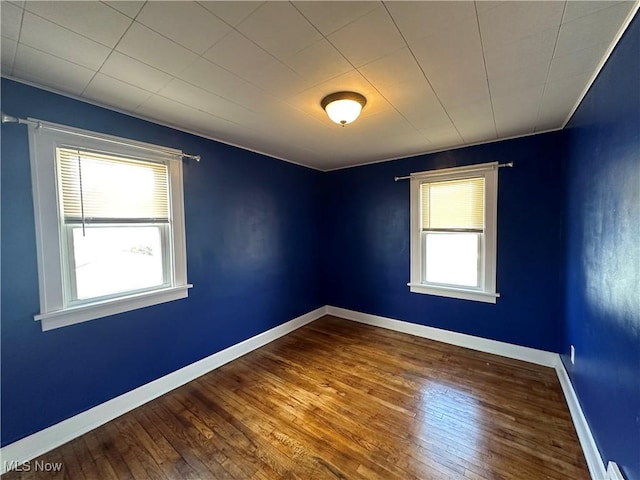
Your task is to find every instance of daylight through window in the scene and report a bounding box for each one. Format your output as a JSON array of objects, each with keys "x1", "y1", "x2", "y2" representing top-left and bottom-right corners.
[
  {"x1": 409, "y1": 163, "x2": 499, "y2": 303},
  {"x1": 29, "y1": 120, "x2": 191, "y2": 330}
]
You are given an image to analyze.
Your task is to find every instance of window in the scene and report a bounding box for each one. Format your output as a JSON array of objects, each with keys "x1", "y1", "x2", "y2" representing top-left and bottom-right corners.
[
  {"x1": 409, "y1": 162, "x2": 499, "y2": 303},
  {"x1": 29, "y1": 120, "x2": 191, "y2": 330}
]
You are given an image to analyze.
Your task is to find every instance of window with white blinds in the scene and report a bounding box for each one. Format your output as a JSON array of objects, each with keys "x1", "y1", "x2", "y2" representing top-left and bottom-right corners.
[
  {"x1": 409, "y1": 163, "x2": 499, "y2": 304},
  {"x1": 57, "y1": 148, "x2": 169, "y2": 223},
  {"x1": 28, "y1": 120, "x2": 190, "y2": 331},
  {"x1": 421, "y1": 177, "x2": 485, "y2": 232}
]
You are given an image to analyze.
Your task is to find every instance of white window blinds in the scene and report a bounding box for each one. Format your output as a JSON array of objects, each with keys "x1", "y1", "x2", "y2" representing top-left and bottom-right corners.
[
  {"x1": 57, "y1": 147, "x2": 169, "y2": 223},
  {"x1": 421, "y1": 177, "x2": 485, "y2": 231}
]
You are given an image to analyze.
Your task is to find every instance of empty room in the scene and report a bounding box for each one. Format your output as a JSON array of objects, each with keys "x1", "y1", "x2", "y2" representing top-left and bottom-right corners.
[{"x1": 1, "y1": 1, "x2": 638, "y2": 479}]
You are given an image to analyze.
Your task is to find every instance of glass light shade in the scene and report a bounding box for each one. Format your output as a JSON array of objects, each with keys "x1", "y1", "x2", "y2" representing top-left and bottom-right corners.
[
  {"x1": 321, "y1": 92, "x2": 367, "y2": 126},
  {"x1": 325, "y1": 99, "x2": 363, "y2": 125}
]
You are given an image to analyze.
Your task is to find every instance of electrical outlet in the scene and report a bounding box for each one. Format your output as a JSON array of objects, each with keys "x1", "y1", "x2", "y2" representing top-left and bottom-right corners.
[{"x1": 570, "y1": 345, "x2": 575, "y2": 365}]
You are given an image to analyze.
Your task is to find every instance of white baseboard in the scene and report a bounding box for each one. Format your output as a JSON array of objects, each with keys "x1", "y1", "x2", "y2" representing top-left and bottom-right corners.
[
  {"x1": 326, "y1": 305, "x2": 608, "y2": 480},
  {"x1": 2, "y1": 305, "x2": 611, "y2": 480},
  {"x1": 0, "y1": 306, "x2": 327, "y2": 474},
  {"x1": 607, "y1": 461, "x2": 625, "y2": 480},
  {"x1": 326, "y1": 305, "x2": 558, "y2": 367},
  {"x1": 555, "y1": 358, "x2": 607, "y2": 480}
]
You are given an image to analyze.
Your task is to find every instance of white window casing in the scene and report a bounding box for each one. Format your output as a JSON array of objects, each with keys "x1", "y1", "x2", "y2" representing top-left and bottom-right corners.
[
  {"x1": 28, "y1": 120, "x2": 192, "y2": 331},
  {"x1": 408, "y1": 162, "x2": 499, "y2": 303}
]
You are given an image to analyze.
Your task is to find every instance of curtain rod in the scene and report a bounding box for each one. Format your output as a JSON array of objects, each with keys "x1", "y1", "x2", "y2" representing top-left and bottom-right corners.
[
  {"x1": 394, "y1": 162, "x2": 513, "y2": 181},
  {"x1": 1, "y1": 113, "x2": 201, "y2": 162}
]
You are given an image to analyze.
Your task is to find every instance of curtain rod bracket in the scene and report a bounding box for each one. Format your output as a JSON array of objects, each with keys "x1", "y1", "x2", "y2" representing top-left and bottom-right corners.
[
  {"x1": 1, "y1": 113, "x2": 19, "y2": 124},
  {"x1": 2, "y1": 112, "x2": 201, "y2": 162}
]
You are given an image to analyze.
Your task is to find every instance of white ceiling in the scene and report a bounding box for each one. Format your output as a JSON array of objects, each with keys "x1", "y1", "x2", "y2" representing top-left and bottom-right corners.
[{"x1": 1, "y1": 1, "x2": 638, "y2": 170}]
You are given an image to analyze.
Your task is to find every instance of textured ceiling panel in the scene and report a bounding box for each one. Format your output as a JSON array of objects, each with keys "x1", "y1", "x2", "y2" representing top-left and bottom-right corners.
[{"x1": 1, "y1": 1, "x2": 637, "y2": 170}]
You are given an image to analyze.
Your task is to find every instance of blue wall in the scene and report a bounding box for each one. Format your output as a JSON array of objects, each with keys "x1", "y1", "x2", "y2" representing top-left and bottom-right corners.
[
  {"x1": 322, "y1": 132, "x2": 566, "y2": 352},
  {"x1": 2, "y1": 14, "x2": 638, "y2": 474},
  {"x1": 563, "y1": 14, "x2": 640, "y2": 480},
  {"x1": 1, "y1": 78, "x2": 323, "y2": 446}
]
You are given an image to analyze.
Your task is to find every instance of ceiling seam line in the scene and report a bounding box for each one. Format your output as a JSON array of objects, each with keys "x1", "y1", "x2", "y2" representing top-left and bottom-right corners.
[
  {"x1": 102, "y1": 0, "x2": 243, "y2": 95},
  {"x1": 289, "y1": 1, "x2": 429, "y2": 139},
  {"x1": 363, "y1": 4, "x2": 440, "y2": 142},
  {"x1": 196, "y1": 0, "x2": 299, "y2": 93},
  {"x1": 1, "y1": 73, "x2": 287, "y2": 162},
  {"x1": 288, "y1": 2, "x2": 369, "y2": 82},
  {"x1": 98, "y1": 0, "x2": 145, "y2": 20},
  {"x1": 381, "y1": 1, "x2": 464, "y2": 143},
  {"x1": 11, "y1": 2, "x2": 26, "y2": 76},
  {"x1": 152, "y1": 89, "x2": 250, "y2": 126},
  {"x1": 190, "y1": 4, "x2": 308, "y2": 107},
  {"x1": 153, "y1": 2, "x2": 333, "y2": 120},
  {"x1": 89, "y1": 50, "x2": 171, "y2": 96},
  {"x1": 11, "y1": 1, "x2": 621, "y2": 169},
  {"x1": 156, "y1": 43, "x2": 283, "y2": 113},
  {"x1": 3, "y1": 72, "x2": 565, "y2": 173},
  {"x1": 474, "y1": 1, "x2": 498, "y2": 139},
  {"x1": 11, "y1": 42, "x2": 101, "y2": 78},
  {"x1": 289, "y1": 1, "x2": 380, "y2": 43},
  {"x1": 126, "y1": 3, "x2": 273, "y2": 118},
  {"x1": 561, "y1": 0, "x2": 640, "y2": 128},
  {"x1": 155, "y1": 54, "x2": 264, "y2": 117},
  {"x1": 533, "y1": 0, "x2": 568, "y2": 132},
  {"x1": 19, "y1": 7, "x2": 124, "y2": 50},
  {"x1": 79, "y1": 11, "x2": 141, "y2": 98},
  {"x1": 322, "y1": 126, "x2": 564, "y2": 172}
]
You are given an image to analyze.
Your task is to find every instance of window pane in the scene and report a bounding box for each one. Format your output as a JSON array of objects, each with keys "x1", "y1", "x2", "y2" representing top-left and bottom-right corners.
[
  {"x1": 72, "y1": 226, "x2": 165, "y2": 300},
  {"x1": 425, "y1": 233, "x2": 479, "y2": 287}
]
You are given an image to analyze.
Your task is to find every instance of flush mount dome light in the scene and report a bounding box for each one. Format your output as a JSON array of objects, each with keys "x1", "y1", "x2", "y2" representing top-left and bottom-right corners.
[{"x1": 321, "y1": 91, "x2": 367, "y2": 126}]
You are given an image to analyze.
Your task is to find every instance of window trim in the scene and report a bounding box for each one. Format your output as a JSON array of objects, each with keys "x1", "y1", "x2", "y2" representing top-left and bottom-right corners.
[
  {"x1": 29, "y1": 120, "x2": 191, "y2": 331},
  {"x1": 408, "y1": 162, "x2": 499, "y2": 304}
]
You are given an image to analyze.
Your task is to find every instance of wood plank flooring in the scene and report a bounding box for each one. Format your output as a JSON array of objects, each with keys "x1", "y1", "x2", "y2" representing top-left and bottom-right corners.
[{"x1": 3, "y1": 316, "x2": 589, "y2": 479}]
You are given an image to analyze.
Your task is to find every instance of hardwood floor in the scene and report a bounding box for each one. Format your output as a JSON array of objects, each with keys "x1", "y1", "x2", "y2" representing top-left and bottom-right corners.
[{"x1": 3, "y1": 316, "x2": 589, "y2": 479}]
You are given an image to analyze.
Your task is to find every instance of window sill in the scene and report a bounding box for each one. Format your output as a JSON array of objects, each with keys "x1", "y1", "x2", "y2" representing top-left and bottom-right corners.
[
  {"x1": 408, "y1": 283, "x2": 499, "y2": 304},
  {"x1": 35, "y1": 284, "x2": 193, "y2": 331}
]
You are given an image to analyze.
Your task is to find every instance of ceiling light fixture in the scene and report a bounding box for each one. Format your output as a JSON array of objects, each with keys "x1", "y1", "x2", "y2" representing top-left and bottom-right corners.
[{"x1": 321, "y1": 91, "x2": 367, "y2": 126}]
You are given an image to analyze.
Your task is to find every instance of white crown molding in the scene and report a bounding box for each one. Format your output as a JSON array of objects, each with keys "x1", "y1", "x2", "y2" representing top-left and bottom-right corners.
[
  {"x1": 0, "y1": 75, "x2": 322, "y2": 173},
  {"x1": 3, "y1": 4, "x2": 638, "y2": 174},
  {"x1": 562, "y1": 2, "x2": 640, "y2": 129},
  {"x1": 322, "y1": 127, "x2": 563, "y2": 173},
  {"x1": 0, "y1": 75, "x2": 558, "y2": 174},
  {"x1": 0, "y1": 306, "x2": 328, "y2": 474}
]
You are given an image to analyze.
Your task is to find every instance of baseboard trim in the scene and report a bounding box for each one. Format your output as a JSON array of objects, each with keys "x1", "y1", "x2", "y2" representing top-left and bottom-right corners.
[
  {"x1": 3, "y1": 305, "x2": 609, "y2": 480},
  {"x1": 607, "y1": 461, "x2": 625, "y2": 480},
  {"x1": 554, "y1": 358, "x2": 607, "y2": 480},
  {"x1": 0, "y1": 306, "x2": 327, "y2": 474},
  {"x1": 326, "y1": 305, "x2": 607, "y2": 480},
  {"x1": 326, "y1": 305, "x2": 558, "y2": 367}
]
